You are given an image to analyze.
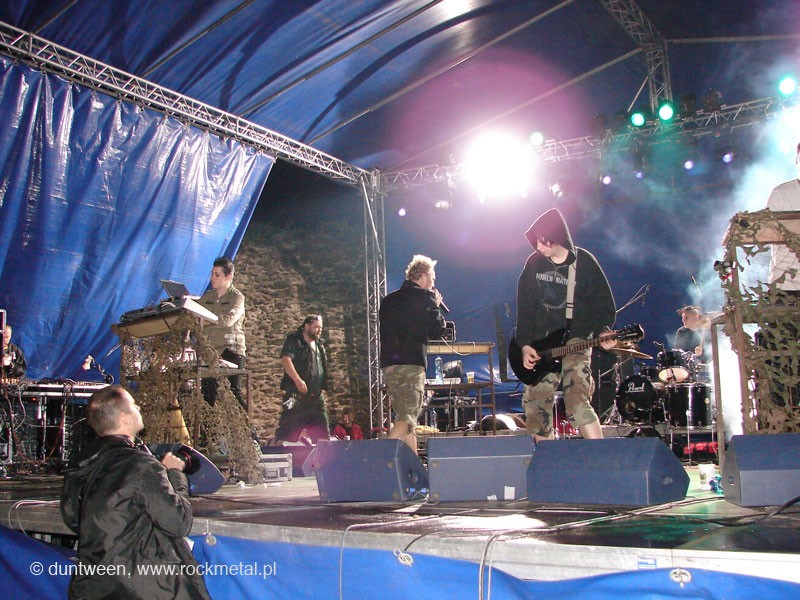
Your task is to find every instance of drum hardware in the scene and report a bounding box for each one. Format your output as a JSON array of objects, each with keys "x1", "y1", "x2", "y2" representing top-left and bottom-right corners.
[{"x1": 610, "y1": 346, "x2": 652, "y2": 360}]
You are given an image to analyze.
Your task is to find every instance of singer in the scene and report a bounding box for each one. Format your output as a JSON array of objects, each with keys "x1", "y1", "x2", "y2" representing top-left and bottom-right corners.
[{"x1": 379, "y1": 254, "x2": 447, "y2": 454}]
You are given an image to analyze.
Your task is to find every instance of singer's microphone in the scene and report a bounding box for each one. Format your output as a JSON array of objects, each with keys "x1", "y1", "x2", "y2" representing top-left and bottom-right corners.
[
  {"x1": 82, "y1": 355, "x2": 93, "y2": 371},
  {"x1": 433, "y1": 288, "x2": 449, "y2": 313}
]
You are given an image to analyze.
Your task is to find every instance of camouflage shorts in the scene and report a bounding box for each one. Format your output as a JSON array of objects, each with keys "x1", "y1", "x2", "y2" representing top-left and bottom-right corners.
[
  {"x1": 522, "y1": 343, "x2": 598, "y2": 437},
  {"x1": 382, "y1": 365, "x2": 426, "y2": 427}
]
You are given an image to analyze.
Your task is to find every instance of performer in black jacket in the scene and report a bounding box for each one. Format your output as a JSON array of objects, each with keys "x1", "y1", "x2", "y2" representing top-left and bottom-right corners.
[
  {"x1": 276, "y1": 315, "x2": 330, "y2": 443},
  {"x1": 60, "y1": 385, "x2": 210, "y2": 600},
  {"x1": 1, "y1": 324, "x2": 26, "y2": 380},
  {"x1": 380, "y1": 254, "x2": 446, "y2": 453},
  {"x1": 516, "y1": 209, "x2": 616, "y2": 442}
]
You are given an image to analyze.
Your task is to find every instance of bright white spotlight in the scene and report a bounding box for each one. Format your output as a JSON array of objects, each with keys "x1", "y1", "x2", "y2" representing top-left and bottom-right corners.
[
  {"x1": 683, "y1": 159, "x2": 694, "y2": 170},
  {"x1": 398, "y1": 207, "x2": 407, "y2": 216},
  {"x1": 463, "y1": 132, "x2": 535, "y2": 200},
  {"x1": 779, "y1": 76, "x2": 797, "y2": 97},
  {"x1": 529, "y1": 131, "x2": 545, "y2": 146},
  {"x1": 600, "y1": 174, "x2": 612, "y2": 185},
  {"x1": 548, "y1": 182, "x2": 563, "y2": 198},
  {"x1": 434, "y1": 199, "x2": 452, "y2": 210}
]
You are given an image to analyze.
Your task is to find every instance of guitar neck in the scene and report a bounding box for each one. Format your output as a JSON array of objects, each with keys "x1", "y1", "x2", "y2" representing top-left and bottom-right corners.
[{"x1": 547, "y1": 333, "x2": 614, "y2": 358}]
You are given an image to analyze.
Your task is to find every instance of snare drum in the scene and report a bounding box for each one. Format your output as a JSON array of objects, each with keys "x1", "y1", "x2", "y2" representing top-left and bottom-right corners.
[
  {"x1": 666, "y1": 383, "x2": 712, "y2": 427},
  {"x1": 615, "y1": 375, "x2": 665, "y2": 423},
  {"x1": 657, "y1": 349, "x2": 693, "y2": 383}
]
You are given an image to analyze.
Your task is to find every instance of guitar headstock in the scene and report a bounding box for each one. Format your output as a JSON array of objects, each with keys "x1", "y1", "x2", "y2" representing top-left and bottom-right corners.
[{"x1": 617, "y1": 323, "x2": 645, "y2": 342}]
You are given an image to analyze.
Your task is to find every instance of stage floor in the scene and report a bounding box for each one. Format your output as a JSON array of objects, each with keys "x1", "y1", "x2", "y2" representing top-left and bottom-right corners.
[{"x1": 2, "y1": 462, "x2": 800, "y2": 585}]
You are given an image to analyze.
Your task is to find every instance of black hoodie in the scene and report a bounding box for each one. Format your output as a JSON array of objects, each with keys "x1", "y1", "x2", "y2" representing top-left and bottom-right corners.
[{"x1": 516, "y1": 209, "x2": 615, "y2": 345}]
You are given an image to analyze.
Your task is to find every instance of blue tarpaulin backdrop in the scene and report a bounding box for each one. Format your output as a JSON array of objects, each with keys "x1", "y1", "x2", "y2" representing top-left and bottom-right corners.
[{"x1": 0, "y1": 58, "x2": 274, "y2": 379}]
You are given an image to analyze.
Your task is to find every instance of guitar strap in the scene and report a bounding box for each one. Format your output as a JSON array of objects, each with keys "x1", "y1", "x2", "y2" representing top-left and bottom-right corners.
[{"x1": 564, "y1": 260, "x2": 577, "y2": 336}]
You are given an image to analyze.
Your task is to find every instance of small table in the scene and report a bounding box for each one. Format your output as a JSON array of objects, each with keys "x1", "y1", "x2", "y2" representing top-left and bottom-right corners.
[{"x1": 424, "y1": 341, "x2": 497, "y2": 434}]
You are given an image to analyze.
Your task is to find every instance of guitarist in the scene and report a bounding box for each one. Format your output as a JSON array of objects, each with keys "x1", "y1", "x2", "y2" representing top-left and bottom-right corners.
[{"x1": 516, "y1": 208, "x2": 616, "y2": 442}]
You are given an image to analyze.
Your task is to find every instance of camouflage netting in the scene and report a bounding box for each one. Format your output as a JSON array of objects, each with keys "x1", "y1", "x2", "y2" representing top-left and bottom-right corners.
[
  {"x1": 719, "y1": 209, "x2": 800, "y2": 434},
  {"x1": 115, "y1": 313, "x2": 262, "y2": 482}
]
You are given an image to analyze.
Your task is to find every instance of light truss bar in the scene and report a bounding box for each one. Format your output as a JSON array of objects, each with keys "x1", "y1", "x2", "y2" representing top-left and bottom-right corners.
[
  {"x1": 600, "y1": 0, "x2": 672, "y2": 111},
  {"x1": 382, "y1": 96, "x2": 789, "y2": 189},
  {"x1": 0, "y1": 20, "x2": 368, "y2": 185}
]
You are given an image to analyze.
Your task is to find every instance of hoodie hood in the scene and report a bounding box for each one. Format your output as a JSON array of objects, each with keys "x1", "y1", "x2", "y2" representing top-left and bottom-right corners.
[{"x1": 524, "y1": 208, "x2": 575, "y2": 254}]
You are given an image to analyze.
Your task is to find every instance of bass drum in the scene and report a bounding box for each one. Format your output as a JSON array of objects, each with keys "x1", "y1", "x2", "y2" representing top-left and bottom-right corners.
[
  {"x1": 667, "y1": 383, "x2": 712, "y2": 427},
  {"x1": 616, "y1": 375, "x2": 665, "y2": 423}
]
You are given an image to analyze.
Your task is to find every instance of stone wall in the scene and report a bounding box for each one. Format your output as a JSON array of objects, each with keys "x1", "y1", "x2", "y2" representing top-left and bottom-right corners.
[{"x1": 233, "y1": 218, "x2": 370, "y2": 442}]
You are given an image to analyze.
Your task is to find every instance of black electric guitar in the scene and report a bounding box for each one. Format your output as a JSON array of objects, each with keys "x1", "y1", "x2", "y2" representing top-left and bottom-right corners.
[{"x1": 508, "y1": 324, "x2": 645, "y2": 386}]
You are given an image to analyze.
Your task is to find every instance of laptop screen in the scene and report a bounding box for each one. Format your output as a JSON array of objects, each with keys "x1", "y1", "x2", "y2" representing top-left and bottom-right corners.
[{"x1": 160, "y1": 279, "x2": 192, "y2": 298}]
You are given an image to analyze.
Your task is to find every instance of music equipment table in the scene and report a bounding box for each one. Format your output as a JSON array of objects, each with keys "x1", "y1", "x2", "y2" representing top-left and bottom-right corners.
[{"x1": 425, "y1": 342, "x2": 497, "y2": 434}]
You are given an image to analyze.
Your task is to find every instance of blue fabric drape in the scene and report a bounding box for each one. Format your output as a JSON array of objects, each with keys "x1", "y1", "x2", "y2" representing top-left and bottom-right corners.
[{"x1": 0, "y1": 57, "x2": 273, "y2": 379}]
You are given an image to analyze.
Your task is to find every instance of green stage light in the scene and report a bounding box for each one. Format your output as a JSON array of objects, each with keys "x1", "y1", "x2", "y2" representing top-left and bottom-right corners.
[
  {"x1": 630, "y1": 110, "x2": 646, "y2": 127},
  {"x1": 779, "y1": 76, "x2": 797, "y2": 97},
  {"x1": 658, "y1": 101, "x2": 675, "y2": 121}
]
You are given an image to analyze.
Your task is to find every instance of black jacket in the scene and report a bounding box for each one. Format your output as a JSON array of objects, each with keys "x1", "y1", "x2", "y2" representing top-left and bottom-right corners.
[
  {"x1": 379, "y1": 280, "x2": 446, "y2": 368},
  {"x1": 60, "y1": 436, "x2": 210, "y2": 600}
]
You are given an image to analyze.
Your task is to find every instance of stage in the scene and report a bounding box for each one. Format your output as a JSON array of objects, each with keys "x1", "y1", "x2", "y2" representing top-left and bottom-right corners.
[{"x1": 2, "y1": 441, "x2": 800, "y2": 598}]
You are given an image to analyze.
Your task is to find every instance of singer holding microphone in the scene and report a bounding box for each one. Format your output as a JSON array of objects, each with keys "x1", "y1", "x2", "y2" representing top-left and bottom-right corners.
[{"x1": 379, "y1": 254, "x2": 447, "y2": 454}]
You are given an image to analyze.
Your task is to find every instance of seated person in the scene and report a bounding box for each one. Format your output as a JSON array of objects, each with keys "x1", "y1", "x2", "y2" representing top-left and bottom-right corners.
[
  {"x1": 2, "y1": 324, "x2": 26, "y2": 380},
  {"x1": 332, "y1": 408, "x2": 364, "y2": 440}
]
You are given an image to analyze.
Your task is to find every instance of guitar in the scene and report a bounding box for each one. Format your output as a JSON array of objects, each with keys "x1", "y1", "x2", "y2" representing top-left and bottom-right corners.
[{"x1": 508, "y1": 324, "x2": 645, "y2": 386}]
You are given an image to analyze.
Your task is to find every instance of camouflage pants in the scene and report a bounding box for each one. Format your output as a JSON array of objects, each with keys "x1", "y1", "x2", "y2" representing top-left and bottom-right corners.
[
  {"x1": 382, "y1": 365, "x2": 426, "y2": 427},
  {"x1": 522, "y1": 341, "x2": 599, "y2": 438}
]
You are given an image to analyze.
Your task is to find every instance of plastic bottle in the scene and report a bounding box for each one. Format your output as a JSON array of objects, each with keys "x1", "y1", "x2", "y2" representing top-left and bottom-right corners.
[{"x1": 434, "y1": 356, "x2": 444, "y2": 383}]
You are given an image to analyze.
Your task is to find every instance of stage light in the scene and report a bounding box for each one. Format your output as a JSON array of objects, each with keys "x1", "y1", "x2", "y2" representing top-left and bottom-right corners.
[
  {"x1": 434, "y1": 199, "x2": 452, "y2": 210},
  {"x1": 702, "y1": 89, "x2": 722, "y2": 113},
  {"x1": 549, "y1": 182, "x2": 563, "y2": 198},
  {"x1": 398, "y1": 207, "x2": 407, "y2": 216},
  {"x1": 683, "y1": 159, "x2": 694, "y2": 170},
  {"x1": 716, "y1": 144, "x2": 735, "y2": 164},
  {"x1": 463, "y1": 131, "x2": 534, "y2": 200},
  {"x1": 599, "y1": 173, "x2": 612, "y2": 185},
  {"x1": 680, "y1": 94, "x2": 698, "y2": 118},
  {"x1": 721, "y1": 151, "x2": 734, "y2": 164},
  {"x1": 529, "y1": 131, "x2": 545, "y2": 146},
  {"x1": 657, "y1": 101, "x2": 675, "y2": 122},
  {"x1": 779, "y1": 76, "x2": 797, "y2": 97},
  {"x1": 629, "y1": 110, "x2": 646, "y2": 127}
]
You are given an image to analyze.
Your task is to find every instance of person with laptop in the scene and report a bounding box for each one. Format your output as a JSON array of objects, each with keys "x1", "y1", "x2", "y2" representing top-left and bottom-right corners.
[{"x1": 198, "y1": 256, "x2": 247, "y2": 410}]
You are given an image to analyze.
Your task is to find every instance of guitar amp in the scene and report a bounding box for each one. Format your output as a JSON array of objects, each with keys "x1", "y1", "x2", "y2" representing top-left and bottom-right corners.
[{"x1": 442, "y1": 320, "x2": 456, "y2": 341}]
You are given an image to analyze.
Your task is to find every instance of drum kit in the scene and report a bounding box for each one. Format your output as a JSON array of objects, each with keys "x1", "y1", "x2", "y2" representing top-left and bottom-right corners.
[{"x1": 606, "y1": 344, "x2": 713, "y2": 430}]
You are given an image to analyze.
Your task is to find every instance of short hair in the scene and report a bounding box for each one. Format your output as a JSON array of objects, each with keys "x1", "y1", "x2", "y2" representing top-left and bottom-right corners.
[
  {"x1": 677, "y1": 305, "x2": 701, "y2": 316},
  {"x1": 405, "y1": 254, "x2": 436, "y2": 282},
  {"x1": 87, "y1": 385, "x2": 132, "y2": 436},
  {"x1": 303, "y1": 315, "x2": 322, "y2": 325},
  {"x1": 213, "y1": 256, "x2": 235, "y2": 277}
]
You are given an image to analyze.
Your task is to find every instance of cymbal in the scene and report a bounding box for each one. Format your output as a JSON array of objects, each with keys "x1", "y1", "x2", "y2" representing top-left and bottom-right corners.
[{"x1": 610, "y1": 346, "x2": 652, "y2": 360}]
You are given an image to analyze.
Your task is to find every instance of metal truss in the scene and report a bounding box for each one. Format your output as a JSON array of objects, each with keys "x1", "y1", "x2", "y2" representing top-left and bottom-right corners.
[
  {"x1": 599, "y1": 0, "x2": 672, "y2": 112},
  {"x1": 360, "y1": 174, "x2": 387, "y2": 434},
  {"x1": 382, "y1": 95, "x2": 790, "y2": 189},
  {"x1": 0, "y1": 20, "x2": 368, "y2": 186},
  {"x1": 0, "y1": 20, "x2": 387, "y2": 424}
]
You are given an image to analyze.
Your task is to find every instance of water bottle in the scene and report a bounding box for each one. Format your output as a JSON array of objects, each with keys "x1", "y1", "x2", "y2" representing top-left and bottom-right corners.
[{"x1": 434, "y1": 356, "x2": 444, "y2": 384}]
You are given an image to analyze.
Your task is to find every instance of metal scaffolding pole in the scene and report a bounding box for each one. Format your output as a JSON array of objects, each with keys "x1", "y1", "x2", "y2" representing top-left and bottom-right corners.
[
  {"x1": 599, "y1": 0, "x2": 673, "y2": 112},
  {"x1": 361, "y1": 173, "x2": 387, "y2": 436}
]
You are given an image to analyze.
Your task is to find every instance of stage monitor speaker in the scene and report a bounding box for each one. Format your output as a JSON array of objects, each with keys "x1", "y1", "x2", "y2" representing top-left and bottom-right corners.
[
  {"x1": 428, "y1": 435, "x2": 533, "y2": 502},
  {"x1": 148, "y1": 443, "x2": 225, "y2": 495},
  {"x1": 722, "y1": 433, "x2": 800, "y2": 507},
  {"x1": 313, "y1": 439, "x2": 428, "y2": 502},
  {"x1": 527, "y1": 437, "x2": 689, "y2": 506}
]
